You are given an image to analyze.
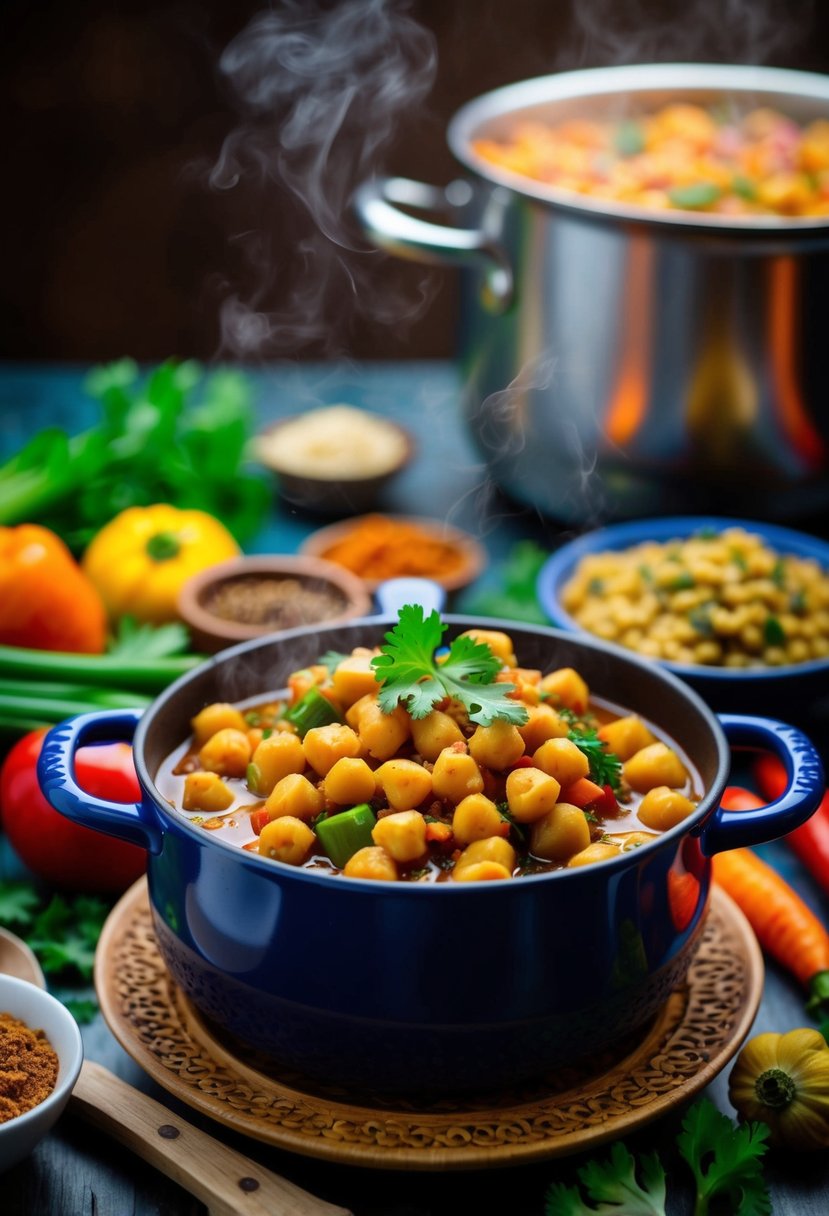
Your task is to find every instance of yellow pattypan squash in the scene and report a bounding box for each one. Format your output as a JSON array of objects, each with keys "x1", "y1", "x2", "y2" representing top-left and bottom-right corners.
[
  {"x1": 83, "y1": 504, "x2": 240, "y2": 624},
  {"x1": 728, "y1": 1027, "x2": 829, "y2": 1150}
]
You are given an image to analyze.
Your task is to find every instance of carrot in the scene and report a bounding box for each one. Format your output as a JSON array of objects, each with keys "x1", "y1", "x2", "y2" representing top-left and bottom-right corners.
[
  {"x1": 559, "y1": 777, "x2": 605, "y2": 807},
  {"x1": 713, "y1": 787, "x2": 829, "y2": 1028},
  {"x1": 733, "y1": 768, "x2": 829, "y2": 906}
]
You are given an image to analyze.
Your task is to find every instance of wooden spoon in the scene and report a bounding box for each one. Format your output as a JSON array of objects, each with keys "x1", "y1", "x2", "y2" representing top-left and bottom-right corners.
[{"x1": 0, "y1": 927, "x2": 350, "y2": 1216}]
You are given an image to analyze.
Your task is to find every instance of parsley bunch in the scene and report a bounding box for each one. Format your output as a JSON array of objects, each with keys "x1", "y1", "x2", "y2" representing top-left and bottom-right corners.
[
  {"x1": 545, "y1": 1098, "x2": 770, "y2": 1215},
  {"x1": 371, "y1": 606, "x2": 529, "y2": 727},
  {"x1": 0, "y1": 880, "x2": 111, "y2": 1023}
]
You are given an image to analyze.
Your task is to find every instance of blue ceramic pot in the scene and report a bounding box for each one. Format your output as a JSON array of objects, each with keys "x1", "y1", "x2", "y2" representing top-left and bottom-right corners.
[{"x1": 38, "y1": 617, "x2": 823, "y2": 1094}]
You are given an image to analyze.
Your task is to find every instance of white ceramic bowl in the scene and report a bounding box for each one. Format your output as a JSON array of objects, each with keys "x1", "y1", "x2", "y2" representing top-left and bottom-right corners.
[{"x1": 0, "y1": 975, "x2": 83, "y2": 1173}]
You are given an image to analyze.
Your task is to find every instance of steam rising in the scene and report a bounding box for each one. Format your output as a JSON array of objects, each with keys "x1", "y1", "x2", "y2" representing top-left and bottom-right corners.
[
  {"x1": 211, "y1": 0, "x2": 437, "y2": 357},
  {"x1": 564, "y1": 0, "x2": 814, "y2": 67}
]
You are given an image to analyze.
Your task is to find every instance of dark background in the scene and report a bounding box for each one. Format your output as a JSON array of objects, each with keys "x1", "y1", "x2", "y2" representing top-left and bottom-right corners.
[{"x1": 3, "y1": 0, "x2": 829, "y2": 364}]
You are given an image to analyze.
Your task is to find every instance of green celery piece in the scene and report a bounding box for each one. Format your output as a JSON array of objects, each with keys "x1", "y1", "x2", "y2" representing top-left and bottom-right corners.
[
  {"x1": 283, "y1": 686, "x2": 344, "y2": 738},
  {"x1": 668, "y1": 182, "x2": 721, "y2": 209},
  {"x1": 316, "y1": 804, "x2": 377, "y2": 870}
]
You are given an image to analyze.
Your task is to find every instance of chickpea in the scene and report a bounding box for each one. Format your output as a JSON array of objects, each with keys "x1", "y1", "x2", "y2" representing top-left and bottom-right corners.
[
  {"x1": 355, "y1": 699, "x2": 410, "y2": 762},
  {"x1": 344, "y1": 846, "x2": 398, "y2": 882},
  {"x1": 453, "y1": 861, "x2": 512, "y2": 882},
  {"x1": 265, "y1": 773, "x2": 324, "y2": 822},
  {"x1": 198, "y1": 728, "x2": 251, "y2": 778},
  {"x1": 191, "y1": 703, "x2": 248, "y2": 746},
  {"x1": 539, "y1": 667, "x2": 589, "y2": 714},
  {"x1": 375, "y1": 758, "x2": 433, "y2": 811},
  {"x1": 532, "y1": 737, "x2": 589, "y2": 787},
  {"x1": 410, "y1": 710, "x2": 464, "y2": 761},
  {"x1": 638, "y1": 786, "x2": 697, "y2": 831},
  {"x1": 372, "y1": 811, "x2": 427, "y2": 863},
  {"x1": 518, "y1": 704, "x2": 570, "y2": 751},
  {"x1": 258, "y1": 816, "x2": 315, "y2": 866},
  {"x1": 597, "y1": 715, "x2": 655, "y2": 762},
  {"x1": 452, "y1": 794, "x2": 505, "y2": 844},
  {"x1": 248, "y1": 732, "x2": 306, "y2": 796},
  {"x1": 330, "y1": 651, "x2": 381, "y2": 708},
  {"x1": 623, "y1": 742, "x2": 689, "y2": 793},
  {"x1": 468, "y1": 720, "x2": 525, "y2": 771},
  {"x1": 566, "y1": 841, "x2": 620, "y2": 868},
  {"x1": 453, "y1": 837, "x2": 516, "y2": 878},
  {"x1": 303, "y1": 723, "x2": 363, "y2": 776},
  {"x1": 324, "y1": 757, "x2": 376, "y2": 807},
  {"x1": 182, "y1": 771, "x2": 234, "y2": 813},
  {"x1": 431, "y1": 747, "x2": 484, "y2": 803},
  {"x1": 530, "y1": 803, "x2": 591, "y2": 863},
  {"x1": 505, "y1": 767, "x2": 561, "y2": 824},
  {"x1": 457, "y1": 628, "x2": 516, "y2": 667}
]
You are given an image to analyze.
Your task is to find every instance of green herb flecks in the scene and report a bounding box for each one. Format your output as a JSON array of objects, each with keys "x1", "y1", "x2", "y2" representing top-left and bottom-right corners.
[
  {"x1": 320, "y1": 650, "x2": 350, "y2": 676},
  {"x1": 763, "y1": 615, "x2": 786, "y2": 648},
  {"x1": 371, "y1": 606, "x2": 528, "y2": 727},
  {"x1": 545, "y1": 1141, "x2": 666, "y2": 1215},
  {"x1": 614, "y1": 120, "x2": 645, "y2": 157},
  {"x1": 567, "y1": 725, "x2": 622, "y2": 791}
]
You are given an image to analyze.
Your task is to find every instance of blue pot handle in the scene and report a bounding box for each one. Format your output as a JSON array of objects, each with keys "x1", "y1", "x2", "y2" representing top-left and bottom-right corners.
[
  {"x1": 37, "y1": 708, "x2": 164, "y2": 854},
  {"x1": 698, "y1": 714, "x2": 825, "y2": 856}
]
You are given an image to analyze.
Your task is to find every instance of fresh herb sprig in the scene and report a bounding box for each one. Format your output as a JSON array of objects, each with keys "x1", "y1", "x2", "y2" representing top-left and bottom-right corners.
[
  {"x1": 0, "y1": 359, "x2": 268, "y2": 550},
  {"x1": 544, "y1": 1098, "x2": 771, "y2": 1216},
  {"x1": 0, "y1": 881, "x2": 111, "y2": 1023},
  {"x1": 371, "y1": 605, "x2": 529, "y2": 726},
  {"x1": 568, "y1": 725, "x2": 623, "y2": 791}
]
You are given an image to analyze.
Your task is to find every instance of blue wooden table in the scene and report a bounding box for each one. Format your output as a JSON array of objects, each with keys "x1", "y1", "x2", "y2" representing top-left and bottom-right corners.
[{"x1": 1, "y1": 361, "x2": 828, "y2": 1215}]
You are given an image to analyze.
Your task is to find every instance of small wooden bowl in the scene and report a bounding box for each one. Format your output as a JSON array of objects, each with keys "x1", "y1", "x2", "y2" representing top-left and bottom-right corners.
[
  {"x1": 299, "y1": 513, "x2": 488, "y2": 594},
  {"x1": 177, "y1": 555, "x2": 373, "y2": 654},
  {"x1": 254, "y1": 410, "x2": 415, "y2": 516}
]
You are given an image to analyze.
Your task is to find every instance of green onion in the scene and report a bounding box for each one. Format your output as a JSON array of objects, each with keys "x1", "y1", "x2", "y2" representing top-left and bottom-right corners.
[
  {"x1": 0, "y1": 693, "x2": 150, "y2": 724},
  {"x1": 0, "y1": 644, "x2": 202, "y2": 692},
  {"x1": 283, "y1": 686, "x2": 343, "y2": 738},
  {"x1": 315, "y1": 804, "x2": 377, "y2": 869},
  {"x1": 0, "y1": 679, "x2": 149, "y2": 710}
]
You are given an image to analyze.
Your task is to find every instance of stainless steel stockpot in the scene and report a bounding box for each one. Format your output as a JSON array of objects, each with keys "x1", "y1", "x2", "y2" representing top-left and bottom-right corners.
[{"x1": 355, "y1": 64, "x2": 829, "y2": 523}]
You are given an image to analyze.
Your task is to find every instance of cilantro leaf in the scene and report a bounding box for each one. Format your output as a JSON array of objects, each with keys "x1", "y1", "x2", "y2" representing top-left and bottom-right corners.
[
  {"x1": 107, "y1": 616, "x2": 192, "y2": 659},
  {"x1": 28, "y1": 894, "x2": 110, "y2": 982},
  {"x1": 319, "y1": 650, "x2": 350, "y2": 676},
  {"x1": 371, "y1": 606, "x2": 528, "y2": 726},
  {"x1": 0, "y1": 881, "x2": 41, "y2": 929},
  {"x1": 58, "y1": 996, "x2": 99, "y2": 1025},
  {"x1": 568, "y1": 726, "x2": 622, "y2": 791},
  {"x1": 677, "y1": 1098, "x2": 771, "y2": 1215},
  {"x1": 545, "y1": 1142, "x2": 667, "y2": 1214}
]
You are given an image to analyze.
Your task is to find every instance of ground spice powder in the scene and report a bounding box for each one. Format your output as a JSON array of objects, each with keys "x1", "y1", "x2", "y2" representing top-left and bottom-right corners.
[{"x1": 0, "y1": 1011, "x2": 59, "y2": 1122}]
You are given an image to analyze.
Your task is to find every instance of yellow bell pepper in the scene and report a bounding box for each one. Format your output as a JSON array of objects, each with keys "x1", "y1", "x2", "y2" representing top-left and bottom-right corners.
[{"x1": 82, "y1": 504, "x2": 240, "y2": 624}]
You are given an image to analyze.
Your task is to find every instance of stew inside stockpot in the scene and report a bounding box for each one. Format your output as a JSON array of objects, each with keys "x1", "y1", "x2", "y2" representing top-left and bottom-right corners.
[
  {"x1": 473, "y1": 102, "x2": 829, "y2": 217},
  {"x1": 157, "y1": 622, "x2": 703, "y2": 882}
]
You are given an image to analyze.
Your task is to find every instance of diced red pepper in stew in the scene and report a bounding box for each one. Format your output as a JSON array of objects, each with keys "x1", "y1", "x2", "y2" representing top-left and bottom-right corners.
[{"x1": 559, "y1": 777, "x2": 606, "y2": 808}]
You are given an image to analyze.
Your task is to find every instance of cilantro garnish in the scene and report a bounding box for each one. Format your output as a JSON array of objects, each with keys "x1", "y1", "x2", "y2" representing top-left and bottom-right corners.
[
  {"x1": 370, "y1": 606, "x2": 528, "y2": 726},
  {"x1": 677, "y1": 1097, "x2": 771, "y2": 1214},
  {"x1": 545, "y1": 1141, "x2": 666, "y2": 1214},
  {"x1": 568, "y1": 725, "x2": 622, "y2": 791},
  {"x1": 545, "y1": 1098, "x2": 770, "y2": 1215},
  {"x1": 763, "y1": 615, "x2": 786, "y2": 648}
]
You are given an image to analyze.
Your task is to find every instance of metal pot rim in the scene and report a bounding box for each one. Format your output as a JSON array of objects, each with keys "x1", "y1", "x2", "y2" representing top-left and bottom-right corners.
[{"x1": 447, "y1": 61, "x2": 829, "y2": 234}]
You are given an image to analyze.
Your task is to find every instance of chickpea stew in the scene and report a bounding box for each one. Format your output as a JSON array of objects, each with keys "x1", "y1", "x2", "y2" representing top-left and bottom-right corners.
[
  {"x1": 157, "y1": 614, "x2": 703, "y2": 882},
  {"x1": 473, "y1": 103, "x2": 829, "y2": 218},
  {"x1": 561, "y1": 527, "x2": 829, "y2": 669}
]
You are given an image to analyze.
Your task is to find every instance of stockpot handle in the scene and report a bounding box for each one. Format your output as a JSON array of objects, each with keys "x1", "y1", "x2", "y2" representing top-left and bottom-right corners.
[
  {"x1": 353, "y1": 176, "x2": 514, "y2": 312},
  {"x1": 38, "y1": 708, "x2": 164, "y2": 854},
  {"x1": 697, "y1": 714, "x2": 825, "y2": 856}
]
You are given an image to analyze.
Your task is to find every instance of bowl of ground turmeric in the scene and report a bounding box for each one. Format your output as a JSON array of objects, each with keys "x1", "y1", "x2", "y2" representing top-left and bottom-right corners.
[
  {"x1": 300, "y1": 512, "x2": 488, "y2": 594},
  {"x1": 0, "y1": 975, "x2": 83, "y2": 1172}
]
